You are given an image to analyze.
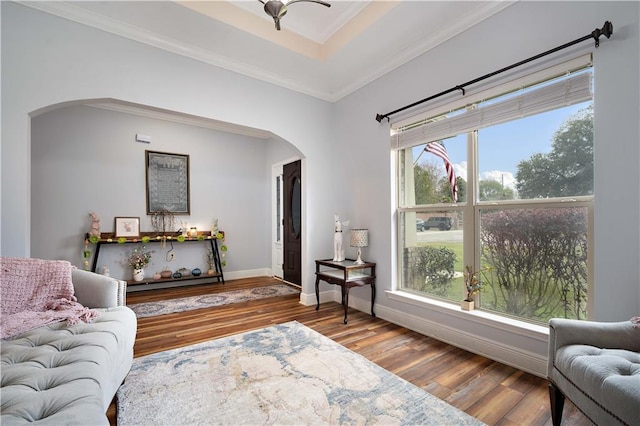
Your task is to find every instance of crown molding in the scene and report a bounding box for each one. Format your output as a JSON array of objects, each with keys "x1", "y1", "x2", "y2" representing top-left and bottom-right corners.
[
  {"x1": 18, "y1": 1, "x2": 516, "y2": 103},
  {"x1": 176, "y1": 1, "x2": 325, "y2": 61},
  {"x1": 18, "y1": 1, "x2": 335, "y2": 101},
  {"x1": 314, "y1": 1, "x2": 370, "y2": 44},
  {"x1": 332, "y1": 1, "x2": 517, "y2": 101}
]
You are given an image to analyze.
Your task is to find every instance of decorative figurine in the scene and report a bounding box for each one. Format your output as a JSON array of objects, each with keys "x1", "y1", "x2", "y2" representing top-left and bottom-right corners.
[
  {"x1": 333, "y1": 214, "x2": 350, "y2": 262},
  {"x1": 88, "y1": 212, "x2": 101, "y2": 237}
]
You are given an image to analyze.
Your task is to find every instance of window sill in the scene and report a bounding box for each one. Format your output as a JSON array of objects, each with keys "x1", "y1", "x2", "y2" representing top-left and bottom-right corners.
[{"x1": 385, "y1": 290, "x2": 549, "y2": 340}]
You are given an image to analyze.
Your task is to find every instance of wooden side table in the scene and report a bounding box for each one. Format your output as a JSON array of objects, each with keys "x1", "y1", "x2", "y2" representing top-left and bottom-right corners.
[{"x1": 315, "y1": 259, "x2": 376, "y2": 324}]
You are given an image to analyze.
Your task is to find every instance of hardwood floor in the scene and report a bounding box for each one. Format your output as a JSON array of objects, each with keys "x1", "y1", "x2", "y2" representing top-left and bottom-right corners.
[{"x1": 108, "y1": 277, "x2": 591, "y2": 425}]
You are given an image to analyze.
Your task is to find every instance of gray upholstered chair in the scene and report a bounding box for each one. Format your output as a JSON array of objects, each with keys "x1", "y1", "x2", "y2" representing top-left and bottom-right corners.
[{"x1": 547, "y1": 318, "x2": 640, "y2": 426}]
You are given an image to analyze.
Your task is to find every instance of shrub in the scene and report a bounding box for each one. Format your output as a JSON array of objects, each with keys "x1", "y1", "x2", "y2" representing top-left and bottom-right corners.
[
  {"x1": 404, "y1": 246, "x2": 455, "y2": 296},
  {"x1": 480, "y1": 208, "x2": 587, "y2": 321}
]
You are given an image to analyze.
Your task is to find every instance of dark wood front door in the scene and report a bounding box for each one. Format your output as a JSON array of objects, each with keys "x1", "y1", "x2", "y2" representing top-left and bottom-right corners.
[{"x1": 283, "y1": 160, "x2": 301, "y2": 285}]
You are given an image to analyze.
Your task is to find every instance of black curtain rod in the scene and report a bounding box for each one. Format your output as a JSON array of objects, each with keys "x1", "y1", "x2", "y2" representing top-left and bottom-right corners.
[{"x1": 375, "y1": 20, "x2": 613, "y2": 123}]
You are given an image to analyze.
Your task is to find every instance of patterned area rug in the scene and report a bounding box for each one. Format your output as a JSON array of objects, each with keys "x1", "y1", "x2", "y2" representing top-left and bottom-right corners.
[
  {"x1": 117, "y1": 321, "x2": 485, "y2": 425},
  {"x1": 128, "y1": 284, "x2": 299, "y2": 318}
]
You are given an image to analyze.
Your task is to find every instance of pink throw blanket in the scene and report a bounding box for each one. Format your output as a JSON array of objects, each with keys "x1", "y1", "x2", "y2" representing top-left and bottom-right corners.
[{"x1": 1, "y1": 257, "x2": 99, "y2": 339}]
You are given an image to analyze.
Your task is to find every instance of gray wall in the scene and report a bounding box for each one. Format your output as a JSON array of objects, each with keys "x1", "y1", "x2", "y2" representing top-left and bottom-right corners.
[
  {"x1": 3, "y1": 1, "x2": 639, "y2": 376},
  {"x1": 31, "y1": 105, "x2": 300, "y2": 279},
  {"x1": 2, "y1": 2, "x2": 335, "y2": 294},
  {"x1": 332, "y1": 1, "x2": 639, "y2": 374}
]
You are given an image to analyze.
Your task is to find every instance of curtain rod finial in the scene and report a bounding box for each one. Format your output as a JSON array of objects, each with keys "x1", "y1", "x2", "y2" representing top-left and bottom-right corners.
[
  {"x1": 375, "y1": 113, "x2": 387, "y2": 123},
  {"x1": 593, "y1": 20, "x2": 613, "y2": 47},
  {"x1": 602, "y1": 21, "x2": 613, "y2": 38}
]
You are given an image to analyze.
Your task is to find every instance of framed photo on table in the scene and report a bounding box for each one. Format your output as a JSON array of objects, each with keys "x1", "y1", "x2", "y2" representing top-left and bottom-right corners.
[
  {"x1": 114, "y1": 217, "x2": 140, "y2": 238},
  {"x1": 146, "y1": 150, "x2": 190, "y2": 215}
]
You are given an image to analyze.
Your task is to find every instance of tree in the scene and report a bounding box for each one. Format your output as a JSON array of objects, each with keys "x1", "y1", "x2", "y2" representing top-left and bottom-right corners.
[
  {"x1": 435, "y1": 176, "x2": 466, "y2": 203},
  {"x1": 414, "y1": 160, "x2": 443, "y2": 205},
  {"x1": 479, "y1": 180, "x2": 514, "y2": 201},
  {"x1": 454, "y1": 177, "x2": 466, "y2": 202},
  {"x1": 415, "y1": 153, "x2": 467, "y2": 204},
  {"x1": 516, "y1": 105, "x2": 593, "y2": 198},
  {"x1": 480, "y1": 208, "x2": 588, "y2": 321}
]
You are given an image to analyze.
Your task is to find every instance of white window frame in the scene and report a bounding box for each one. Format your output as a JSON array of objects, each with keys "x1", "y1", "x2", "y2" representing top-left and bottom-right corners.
[{"x1": 392, "y1": 55, "x2": 595, "y2": 324}]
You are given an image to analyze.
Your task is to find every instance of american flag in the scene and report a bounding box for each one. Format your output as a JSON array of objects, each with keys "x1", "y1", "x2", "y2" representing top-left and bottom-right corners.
[{"x1": 425, "y1": 142, "x2": 458, "y2": 202}]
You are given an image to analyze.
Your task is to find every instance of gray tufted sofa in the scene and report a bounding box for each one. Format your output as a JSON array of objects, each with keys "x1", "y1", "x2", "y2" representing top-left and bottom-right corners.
[
  {"x1": 547, "y1": 318, "x2": 640, "y2": 426},
  {"x1": 1, "y1": 269, "x2": 137, "y2": 425}
]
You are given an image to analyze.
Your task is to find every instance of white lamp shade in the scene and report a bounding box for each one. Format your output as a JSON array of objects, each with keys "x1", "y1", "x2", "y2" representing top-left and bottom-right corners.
[{"x1": 350, "y1": 229, "x2": 369, "y2": 248}]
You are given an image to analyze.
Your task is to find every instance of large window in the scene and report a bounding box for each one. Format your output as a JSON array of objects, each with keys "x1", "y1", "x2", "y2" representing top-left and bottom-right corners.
[{"x1": 395, "y1": 58, "x2": 593, "y2": 324}]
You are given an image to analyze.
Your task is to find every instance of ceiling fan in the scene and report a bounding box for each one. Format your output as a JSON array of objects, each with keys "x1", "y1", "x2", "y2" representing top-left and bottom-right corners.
[{"x1": 259, "y1": 0, "x2": 331, "y2": 31}]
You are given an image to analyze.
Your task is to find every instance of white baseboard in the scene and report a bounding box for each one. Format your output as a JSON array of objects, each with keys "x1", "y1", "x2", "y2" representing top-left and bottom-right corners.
[
  {"x1": 223, "y1": 268, "x2": 272, "y2": 281},
  {"x1": 300, "y1": 290, "x2": 334, "y2": 306},
  {"x1": 304, "y1": 289, "x2": 548, "y2": 378},
  {"x1": 374, "y1": 303, "x2": 547, "y2": 378}
]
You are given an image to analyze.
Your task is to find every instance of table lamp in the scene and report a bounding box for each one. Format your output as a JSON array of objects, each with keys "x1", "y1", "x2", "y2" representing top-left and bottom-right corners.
[{"x1": 350, "y1": 229, "x2": 369, "y2": 265}]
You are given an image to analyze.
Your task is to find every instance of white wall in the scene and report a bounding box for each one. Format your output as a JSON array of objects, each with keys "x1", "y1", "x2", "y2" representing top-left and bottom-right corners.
[
  {"x1": 2, "y1": 1, "x2": 639, "y2": 376},
  {"x1": 333, "y1": 1, "x2": 639, "y2": 375},
  {"x1": 31, "y1": 104, "x2": 291, "y2": 279},
  {"x1": 1, "y1": 2, "x2": 335, "y2": 296}
]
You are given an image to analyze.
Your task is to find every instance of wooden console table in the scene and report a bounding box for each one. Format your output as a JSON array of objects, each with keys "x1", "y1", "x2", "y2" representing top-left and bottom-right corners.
[
  {"x1": 86, "y1": 231, "x2": 224, "y2": 288},
  {"x1": 315, "y1": 259, "x2": 376, "y2": 324}
]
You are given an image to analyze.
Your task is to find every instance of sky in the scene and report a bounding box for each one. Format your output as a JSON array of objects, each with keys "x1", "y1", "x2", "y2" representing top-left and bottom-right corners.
[{"x1": 414, "y1": 101, "x2": 590, "y2": 191}]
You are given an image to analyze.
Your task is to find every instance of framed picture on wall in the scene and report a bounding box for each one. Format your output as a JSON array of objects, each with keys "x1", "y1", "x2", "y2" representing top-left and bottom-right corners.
[
  {"x1": 145, "y1": 150, "x2": 190, "y2": 215},
  {"x1": 114, "y1": 217, "x2": 140, "y2": 238}
]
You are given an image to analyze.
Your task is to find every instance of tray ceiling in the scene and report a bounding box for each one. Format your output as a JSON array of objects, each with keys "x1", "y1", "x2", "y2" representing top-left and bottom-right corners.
[{"x1": 24, "y1": 1, "x2": 515, "y2": 102}]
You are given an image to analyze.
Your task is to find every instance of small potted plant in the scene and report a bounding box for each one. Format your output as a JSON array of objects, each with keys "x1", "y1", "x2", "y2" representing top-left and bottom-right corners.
[
  {"x1": 126, "y1": 245, "x2": 152, "y2": 282},
  {"x1": 462, "y1": 265, "x2": 488, "y2": 311}
]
